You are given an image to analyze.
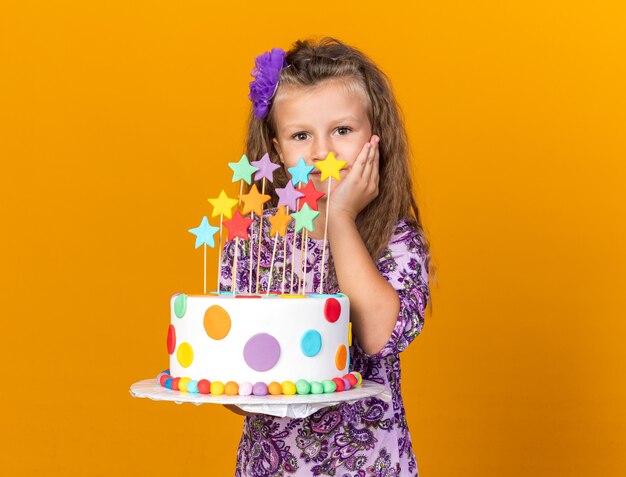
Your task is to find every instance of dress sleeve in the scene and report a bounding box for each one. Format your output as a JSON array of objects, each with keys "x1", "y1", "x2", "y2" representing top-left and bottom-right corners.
[{"x1": 370, "y1": 220, "x2": 430, "y2": 358}]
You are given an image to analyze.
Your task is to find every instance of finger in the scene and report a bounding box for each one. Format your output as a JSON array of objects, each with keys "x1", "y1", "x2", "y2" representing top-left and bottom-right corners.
[
  {"x1": 361, "y1": 143, "x2": 374, "y2": 183},
  {"x1": 370, "y1": 139, "x2": 380, "y2": 186},
  {"x1": 350, "y1": 142, "x2": 370, "y2": 180}
]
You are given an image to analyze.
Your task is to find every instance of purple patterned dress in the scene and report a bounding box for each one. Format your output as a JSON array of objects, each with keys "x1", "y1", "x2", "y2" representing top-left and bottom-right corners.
[{"x1": 220, "y1": 209, "x2": 430, "y2": 476}]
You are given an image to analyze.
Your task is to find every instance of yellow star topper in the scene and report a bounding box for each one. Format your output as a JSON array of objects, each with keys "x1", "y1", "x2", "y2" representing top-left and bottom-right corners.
[
  {"x1": 208, "y1": 190, "x2": 239, "y2": 219},
  {"x1": 314, "y1": 151, "x2": 347, "y2": 182},
  {"x1": 268, "y1": 206, "x2": 292, "y2": 237},
  {"x1": 240, "y1": 183, "x2": 271, "y2": 216}
]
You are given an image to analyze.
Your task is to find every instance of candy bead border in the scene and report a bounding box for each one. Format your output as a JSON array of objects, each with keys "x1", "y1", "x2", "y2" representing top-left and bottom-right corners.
[{"x1": 156, "y1": 369, "x2": 363, "y2": 396}]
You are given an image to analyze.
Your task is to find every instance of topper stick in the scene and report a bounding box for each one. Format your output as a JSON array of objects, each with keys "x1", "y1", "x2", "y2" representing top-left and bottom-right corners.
[
  {"x1": 248, "y1": 212, "x2": 255, "y2": 294},
  {"x1": 233, "y1": 181, "x2": 244, "y2": 296},
  {"x1": 302, "y1": 229, "x2": 309, "y2": 295},
  {"x1": 232, "y1": 238, "x2": 239, "y2": 295},
  {"x1": 266, "y1": 232, "x2": 279, "y2": 296},
  {"x1": 319, "y1": 179, "x2": 332, "y2": 294},
  {"x1": 255, "y1": 178, "x2": 267, "y2": 294},
  {"x1": 281, "y1": 211, "x2": 288, "y2": 295},
  {"x1": 298, "y1": 227, "x2": 306, "y2": 294},
  {"x1": 289, "y1": 185, "x2": 301, "y2": 294},
  {"x1": 216, "y1": 214, "x2": 223, "y2": 294},
  {"x1": 204, "y1": 243, "x2": 207, "y2": 294}
]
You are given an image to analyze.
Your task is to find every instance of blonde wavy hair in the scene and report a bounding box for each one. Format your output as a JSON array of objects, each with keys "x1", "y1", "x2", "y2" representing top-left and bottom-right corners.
[{"x1": 245, "y1": 37, "x2": 431, "y2": 275}]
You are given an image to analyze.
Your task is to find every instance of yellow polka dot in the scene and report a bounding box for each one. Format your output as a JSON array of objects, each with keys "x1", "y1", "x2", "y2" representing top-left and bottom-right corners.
[
  {"x1": 204, "y1": 305, "x2": 232, "y2": 340},
  {"x1": 335, "y1": 344, "x2": 347, "y2": 371},
  {"x1": 177, "y1": 342, "x2": 194, "y2": 368}
]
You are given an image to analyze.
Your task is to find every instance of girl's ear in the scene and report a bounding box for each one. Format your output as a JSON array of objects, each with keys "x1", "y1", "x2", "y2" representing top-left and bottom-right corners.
[{"x1": 272, "y1": 138, "x2": 284, "y2": 164}]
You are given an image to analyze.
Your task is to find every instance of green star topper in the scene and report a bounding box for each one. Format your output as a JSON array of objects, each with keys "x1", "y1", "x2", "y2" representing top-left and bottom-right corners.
[
  {"x1": 228, "y1": 154, "x2": 259, "y2": 185},
  {"x1": 291, "y1": 203, "x2": 320, "y2": 233}
]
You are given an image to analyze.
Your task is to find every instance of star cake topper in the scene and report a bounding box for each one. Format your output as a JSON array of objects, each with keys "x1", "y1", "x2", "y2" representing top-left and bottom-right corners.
[
  {"x1": 291, "y1": 203, "x2": 320, "y2": 233},
  {"x1": 208, "y1": 190, "x2": 239, "y2": 219},
  {"x1": 228, "y1": 154, "x2": 259, "y2": 185},
  {"x1": 275, "y1": 182, "x2": 305, "y2": 211},
  {"x1": 268, "y1": 206, "x2": 292, "y2": 237},
  {"x1": 298, "y1": 180, "x2": 325, "y2": 211},
  {"x1": 223, "y1": 210, "x2": 253, "y2": 241},
  {"x1": 240, "y1": 183, "x2": 271, "y2": 216},
  {"x1": 188, "y1": 216, "x2": 219, "y2": 248},
  {"x1": 315, "y1": 151, "x2": 347, "y2": 181},
  {"x1": 251, "y1": 153, "x2": 281, "y2": 183},
  {"x1": 288, "y1": 157, "x2": 315, "y2": 186}
]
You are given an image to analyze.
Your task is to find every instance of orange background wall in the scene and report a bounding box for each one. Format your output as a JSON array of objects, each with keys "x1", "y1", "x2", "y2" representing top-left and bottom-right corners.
[{"x1": 2, "y1": 1, "x2": 625, "y2": 475}]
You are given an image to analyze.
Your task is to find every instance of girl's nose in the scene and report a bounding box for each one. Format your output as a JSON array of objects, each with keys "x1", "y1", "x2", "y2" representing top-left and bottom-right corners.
[{"x1": 311, "y1": 137, "x2": 330, "y2": 162}]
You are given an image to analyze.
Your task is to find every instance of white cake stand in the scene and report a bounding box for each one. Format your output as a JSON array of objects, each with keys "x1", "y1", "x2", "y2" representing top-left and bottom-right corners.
[{"x1": 129, "y1": 378, "x2": 389, "y2": 418}]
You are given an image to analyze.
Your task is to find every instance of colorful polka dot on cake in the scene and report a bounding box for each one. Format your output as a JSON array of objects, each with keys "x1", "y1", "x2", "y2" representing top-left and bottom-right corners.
[
  {"x1": 324, "y1": 297, "x2": 341, "y2": 323},
  {"x1": 300, "y1": 330, "x2": 322, "y2": 357},
  {"x1": 173, "y1": 294, "x2": 187, "y2": 318},
  {"x1": 243, "y1": 333, "x2": 281, "y2": 371},
  {"x1": 203, "y1": 305, "x2": 231, "y2": 340},
  {"x1": 176, "y1": 342, "x2": 194, "y2": 368},
  {"x1": 166, "y1": 325, "x2": 176, "y2": 355},
  {"x1": 335, "y1": 344, "x2": 347, "y2": 370}
]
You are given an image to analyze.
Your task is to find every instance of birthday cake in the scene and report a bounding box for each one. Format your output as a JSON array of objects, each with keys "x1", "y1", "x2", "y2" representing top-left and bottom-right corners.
[
  {"x1": 156, "y1": 152, "x2": 362, "y2": 396},
  {"x1": 159, "y1": 292, "x2": 360, "y2": 396}
]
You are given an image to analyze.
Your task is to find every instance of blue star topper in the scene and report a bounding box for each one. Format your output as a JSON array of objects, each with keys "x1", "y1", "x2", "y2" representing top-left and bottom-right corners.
[
  {"x1": 188, "y1": 216, "x2": 219, "y2": 248},
  {"x1": 287, "y1": 157, "x2": 315, "y2": 186}
]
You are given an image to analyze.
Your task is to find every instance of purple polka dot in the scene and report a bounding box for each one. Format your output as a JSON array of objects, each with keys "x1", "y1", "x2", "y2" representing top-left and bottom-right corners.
[{"x1": 243, "y1": 333, "x2": 281, "y2": 372}]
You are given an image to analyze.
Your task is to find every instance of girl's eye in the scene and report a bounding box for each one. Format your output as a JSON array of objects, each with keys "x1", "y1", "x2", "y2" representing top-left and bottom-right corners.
[
  {"x1": 336, "y1": 127, "x2": 351, "y2": 135},
  {"x1": 292, "y1": 132, "x2": 309, "y2": 141}
]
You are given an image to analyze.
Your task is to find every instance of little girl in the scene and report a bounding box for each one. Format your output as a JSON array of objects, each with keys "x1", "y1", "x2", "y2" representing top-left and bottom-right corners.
[{"x1": 221, "y1": 37, "x2": 431, "y2": 476}]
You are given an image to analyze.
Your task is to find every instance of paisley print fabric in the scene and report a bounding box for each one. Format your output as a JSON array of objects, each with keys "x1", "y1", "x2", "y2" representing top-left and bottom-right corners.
[{"x1": 220, "y1": 209, "x2": 430, "y2": 476}]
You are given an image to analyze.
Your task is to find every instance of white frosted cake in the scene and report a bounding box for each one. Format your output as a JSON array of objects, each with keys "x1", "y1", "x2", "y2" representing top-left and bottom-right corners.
[{"x1": 158, "y1": 292, "x2": 361, "y2": 396}]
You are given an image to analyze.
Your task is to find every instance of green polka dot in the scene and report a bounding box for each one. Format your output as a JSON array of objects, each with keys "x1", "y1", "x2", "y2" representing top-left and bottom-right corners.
[{"x1": 174, "y1": 294, "x2": 187, "y2": 318}]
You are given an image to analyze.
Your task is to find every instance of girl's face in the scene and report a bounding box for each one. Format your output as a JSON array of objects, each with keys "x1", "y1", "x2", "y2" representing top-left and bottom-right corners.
[{"x1": 271, "y1": 79, "x2": 373, "y2": 191}]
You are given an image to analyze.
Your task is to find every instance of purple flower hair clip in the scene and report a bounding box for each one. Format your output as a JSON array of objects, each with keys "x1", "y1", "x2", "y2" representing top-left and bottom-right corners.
[{"x1": 248, "y1": 48, "x2": 287, "y2": 119}]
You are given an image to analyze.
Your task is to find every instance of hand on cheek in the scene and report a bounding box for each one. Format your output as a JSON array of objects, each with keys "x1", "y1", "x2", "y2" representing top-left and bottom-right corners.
[{"x1": 330, "y1": 135, "x2": 380, "y2": 221}]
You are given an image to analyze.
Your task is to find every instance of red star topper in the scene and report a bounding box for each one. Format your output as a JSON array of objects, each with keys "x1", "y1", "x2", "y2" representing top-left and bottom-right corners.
[
  {"x1": 223, "y1": 210, "x2": 253, "y2": 241},
  {"x1": 298, "y1": 181, "x2": 326, "y2": 211}
]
